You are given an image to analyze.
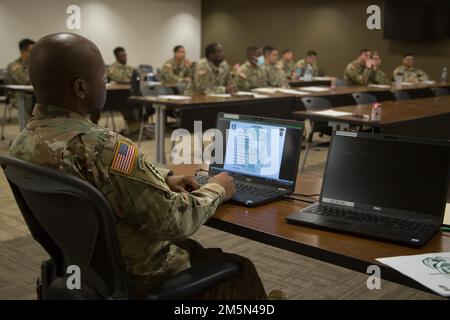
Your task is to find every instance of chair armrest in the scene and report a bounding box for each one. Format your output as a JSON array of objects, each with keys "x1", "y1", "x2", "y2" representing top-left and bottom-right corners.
[{"x1": 146, "y1": 258, "x2": 241, "y2": 300}]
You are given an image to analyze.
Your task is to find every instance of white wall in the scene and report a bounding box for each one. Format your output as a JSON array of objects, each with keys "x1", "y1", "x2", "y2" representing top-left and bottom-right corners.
[{"x1": 0, "y1": 0, "x2": 201, "y2": 70}]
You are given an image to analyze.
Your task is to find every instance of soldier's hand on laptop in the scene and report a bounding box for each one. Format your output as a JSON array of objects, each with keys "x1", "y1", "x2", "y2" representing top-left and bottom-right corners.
[
  {"x1": 166, "y1": 175, "x2": 200, "y2": 193},
  {"x1": 208, "y1": 172, "x2": 236, "y2": 201}
]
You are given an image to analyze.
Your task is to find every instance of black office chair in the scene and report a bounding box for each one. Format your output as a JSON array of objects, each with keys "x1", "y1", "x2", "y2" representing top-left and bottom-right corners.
[
  {"x1": 352, "y1": 92, "x2": 378, "y2": 105},
  {"x1": 431, "y1": 87, "x2": 449, "y2": 97},
  {"x1": 394, "y1": 90, "x2": 411, "y2": 101},
  {"x1": 0, "y1": 155, "x2": 241, "y2": 300},
  {"x1": 299, "y1": 97, "x2": 333, "y2": 173}
]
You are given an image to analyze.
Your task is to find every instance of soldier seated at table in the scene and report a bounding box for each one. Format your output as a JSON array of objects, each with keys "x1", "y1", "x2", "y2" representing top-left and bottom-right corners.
[
  {"x1": 261, "y1": 46, "x2": 288, "y2": 88},
  {"x1": 160, "y1": 45, "x2": 194, "y2": 94},
  {"x1": 235, "y1": 46, "x2": 267, "y2": 91},
  {"x1": 393, "y1": 53, "x2": 429, "y2": 83}
]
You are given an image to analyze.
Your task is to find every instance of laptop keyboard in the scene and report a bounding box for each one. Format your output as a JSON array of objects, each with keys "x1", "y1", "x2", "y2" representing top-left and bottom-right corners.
[
  {"x1": 197, "y1": 175, "x2": 286, "y2": 198},
  {"x1": 304, "y1": 204, "x2": 435, "y2": 234}
]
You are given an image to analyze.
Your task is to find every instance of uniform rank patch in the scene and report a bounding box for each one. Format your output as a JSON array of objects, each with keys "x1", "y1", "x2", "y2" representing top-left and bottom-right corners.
[{"x1": 111, "y1": 142, "x2": 137, "y2": 175}]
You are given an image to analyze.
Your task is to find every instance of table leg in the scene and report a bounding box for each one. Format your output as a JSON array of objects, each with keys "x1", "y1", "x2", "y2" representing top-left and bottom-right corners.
[
  {"x1": 154, "y1": 104, "x2": 166, "y2": 164},
  {"x1": 18, "y1": 92, "x2": 26, "y2": 130}
]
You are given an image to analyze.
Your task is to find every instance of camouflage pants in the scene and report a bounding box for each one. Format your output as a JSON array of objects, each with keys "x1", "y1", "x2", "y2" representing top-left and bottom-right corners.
[{"x1": 177, "y1": 239, "x2": 268, "y2": 300}]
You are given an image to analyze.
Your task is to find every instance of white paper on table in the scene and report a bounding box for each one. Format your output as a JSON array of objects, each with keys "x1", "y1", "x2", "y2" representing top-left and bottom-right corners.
[
  {"x1": 301, "y1": 86, "x2": 331, "y2": 92},
  {"x1": 235, "y1": 91, "x2": 270, "y2": 98},
  {"x1": 147, "y1": 81, "x2": 161, "y2": 87},
  {"x1": 207, "y1": 93, "x2": 232, "y2": 98},
  {"x1": 313, "y1": 109, "x2": 353, "y2": 117},
  {"x1": 313, "y1": 76, "x2": 333, "y2": 81},
  {"x1": 252, "y1": 87, "x2": 279, "y2": 94},
  {"x1": 401, "y1": 82, "x2": 414, "y2": 86},
  {"x1": 277, "y1": 88, "x2": 309, "y2": 95},
  {"x1": 3, "y1": 85, "x2": 33, "y2": 90},
  {"x1": 157, "y1": 95, "x2": 192, "y2": 100},
  {"x1": 368, "y1": 84, "x2": 391, "y2": 89},
  {"x1": 422, "y1": 80, "x2": 436, "y2": 85},
  {"x1": 444, "y1": 203, "x2": 450, "y2": 226},
  {"x1": 377, "y1": 252, "x2": 450, "y2": 297}
]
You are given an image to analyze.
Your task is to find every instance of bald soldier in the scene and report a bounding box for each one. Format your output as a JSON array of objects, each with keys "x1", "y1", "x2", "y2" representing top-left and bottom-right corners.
[
  {"x1": 160, "y1": 45, "x2": 193, "y2": 93},
  {"x1": 184, "y1": 43, "x2": 236, "y2": 95},
  {"x1": 9, "y1": 33, "x2": 271, "y2": 299},
  {"x1": 393, "y1": 53, "x2": 429, "y2": 83},
  {"x1": 5, "y1": 38, "x2": 35, "y2": 117},
  {"x1": 344, "y1": 48, "x2": 388, "y2": 86},
  {"x1": 261, "y1": 46, "x2": 288, "y2": 88},
  {"x1": 235, "y1": 46, "x2": 267, "y2": 91}
]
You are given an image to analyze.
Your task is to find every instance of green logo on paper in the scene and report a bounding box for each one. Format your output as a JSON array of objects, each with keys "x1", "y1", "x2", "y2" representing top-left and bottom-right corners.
[{"x1": 423, "y1": 257, "x2": 450, "y2": 280}]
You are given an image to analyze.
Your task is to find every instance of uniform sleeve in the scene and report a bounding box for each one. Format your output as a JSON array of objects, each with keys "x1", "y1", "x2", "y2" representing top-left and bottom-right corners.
[
  {"x1": 417, "y1": 69, "x2": 429, "y2": 81},
  {"x1": 193, "y1": 65, "x2": 225, "y2": 94},
  {"x1": 98, "y1": 134, "x2": 226, "y2": 241},
  {"x1": 371, "y1": 70, "x2": 389, "y2": 85},
  {"x1": 224, "y1": 66, "x2": 237, "y2": 93},
  {"x1": 7, "y1": 63, "x2": 30, "y2": 84},
  {"x1": 161, "y1": 62, "x2": 183, "y2": 85},
  {"x1": 344, "y1": 64, "x2": 372, "y2": 86}
]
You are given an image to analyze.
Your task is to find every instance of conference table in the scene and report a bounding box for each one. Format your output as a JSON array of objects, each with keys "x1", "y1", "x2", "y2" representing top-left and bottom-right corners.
[
  {"x1": 293, "y1": 96, "x2": 450, "y2": 140},
  {"x1": 168, "y1": 164, "x2": 450, "y2": 297}
]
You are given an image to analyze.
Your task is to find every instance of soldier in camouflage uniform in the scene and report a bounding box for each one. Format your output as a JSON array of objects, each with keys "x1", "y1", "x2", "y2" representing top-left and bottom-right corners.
[
  {"x1": 261, "y1": 46, "x2": 288, "y2": 88},
  {"x1": 295, "y1": 50, "x2": 322, "y2": 78},
  {"x1": 370, "y1": 51, "x2": 389, "y2": 85},
  {"x1": 235, "y1": 46, "x2": 267, "y2": 91},
  {"x1": 184, "y1": 43, "x2": 236, "y2": 95},
  {"x1": 393, "y1": 53, "x2": 429, "y2": 83},
  {"x1": 10, "y1": 32, "x2": 268, "y2": 300},
  {"x1": 5, "y1": 39, "x2": 35, "y2": 119},
  {"x1": 276, "y1": 49, "x2": 295, "y2": 79},
  {"x1": 344, "y1": 48, "x2": 388, "y2": 86},
  {"x1": 160, "y1": 45, "x2": 193, "y2": 93}
]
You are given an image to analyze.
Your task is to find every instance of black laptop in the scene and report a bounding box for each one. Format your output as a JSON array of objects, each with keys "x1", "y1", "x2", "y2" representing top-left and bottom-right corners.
[
  {"x1": 197, "y1": 113, "x2": 304, "y2": 207},
  {"x1": 286, "y1": 131, "x2": 450, "y2": 247}
]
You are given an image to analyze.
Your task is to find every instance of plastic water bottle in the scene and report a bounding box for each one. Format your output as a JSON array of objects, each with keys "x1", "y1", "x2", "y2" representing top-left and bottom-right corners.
[
  {"x1": 441, "y1": 67, "x2": 448, "y2": 84},
  {"x1": 371, "y1": 103, "x2": 382, "y2": 121},
  {"x1": 305, "y1": 64, "x2": 313, "y2": 81}
]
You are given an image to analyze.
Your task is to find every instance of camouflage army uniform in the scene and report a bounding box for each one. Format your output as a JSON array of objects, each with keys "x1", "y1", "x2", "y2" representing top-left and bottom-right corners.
[
  {"x1": 344, "y1": 60, "x2": 390, "y2": 86},
  {"x1": 276, "y1": 59, "x2": 295, "y2": 79},
  {"x1": 184, "y1": 58, "x2": 236, "y2": 95},
  {"x1": 371, "y1": 69, "x2": 389, "y2": 85},
  {"x1": 5, "y1": 57, "x2": 34, "y2": 118},
  {"x1": 9, "y1": 104, "x2": 266, "y2": 299},
  {"x1": 393, "y1": 65, "x2": 429, "y2": 82},
  {"x1": 106, "y1": 61, "x2": 134, "y2": 83},
  {"x1": 104, "y1": 62, "x2": 143, "y2": 133},
  {"x1": 160, "y1": 58, "x2": 193, "y2": 87},
  {"x1": 261, "y1": 64, "x2": 287, "y2": 88},
  {"x1": 295, "y1": 59, "x2": 321, "y2": 77},
  {"x1": 235, "y1": 61, "x2": 267, "y2": 91}
]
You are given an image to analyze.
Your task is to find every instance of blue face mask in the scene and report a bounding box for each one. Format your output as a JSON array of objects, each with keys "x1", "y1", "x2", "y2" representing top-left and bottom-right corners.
[{"x1": 257, "y1": 55, "x2": 265, "y2": 66}]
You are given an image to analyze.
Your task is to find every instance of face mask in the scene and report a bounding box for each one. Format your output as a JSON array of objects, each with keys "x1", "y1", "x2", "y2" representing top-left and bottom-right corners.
[{"x1": 257, "y1": 55, "x2": 265, "y2": 66}]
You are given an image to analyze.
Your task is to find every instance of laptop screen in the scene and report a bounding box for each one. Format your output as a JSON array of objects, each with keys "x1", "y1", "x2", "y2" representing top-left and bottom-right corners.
[
  {"x1": 211, "y1": 113, "x2": 304, "y2": 188},
  {"x1": 322, "y1": 132, "x2": 450, "y2": 217}
]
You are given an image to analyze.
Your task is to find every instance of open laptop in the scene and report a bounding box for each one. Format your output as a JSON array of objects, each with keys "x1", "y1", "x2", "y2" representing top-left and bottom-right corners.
[
  {"x1": 196, "y1": 113, "x2": 304, "y2": 207},
  {"x1": 286, "y1": 131, "x2": 450, "y2": 247}
]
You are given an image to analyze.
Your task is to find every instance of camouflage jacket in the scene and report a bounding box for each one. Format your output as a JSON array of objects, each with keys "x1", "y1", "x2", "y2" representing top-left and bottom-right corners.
[
  {"x1": 107, "y1": 61, "x2": 135, "y2": 83},
  {"x1": 6, "y1": 57, "x2": 30, "y2": 84},
  {"x1": 184, "y1": 58, "x2": 236, "y2": 95},
  {"x1": 393, "y1": 65, "x2": 429, "y2": 82},
  {"x1": 343, "y1": 60, "x2": 374, "y2": 86},
  {"x1": 295, "y1": 59, "x2": 321, "y2": 77},
  {"x1": 235, "y1": 61, "x2": 267, "y2": 91},
  {"x1": 276, "y1": 59, "x2": 295, "y2": 78},
  {"x1": 160, "y1": 58, "x2": 193, "y2": 87},
  {"x1": 371, "y1": 69, "x2": 389, "y2": 85},
  {"x1": 9, "y1": 104, "x2": 225, "y2": 295},
  {"x1": 261, "y1": 64, "x2": 287, "y2": 88}
]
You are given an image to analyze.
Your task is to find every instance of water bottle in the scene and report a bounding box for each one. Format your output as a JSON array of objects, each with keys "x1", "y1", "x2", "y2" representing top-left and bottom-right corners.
[
  {"x1": 371, "y1": 103, "x2": 382, "y2": 121},
  {"x1": 441, "y1": 67, "x2": 448, "y2": 84},
  {"x1": 305, "y1": 64, "x2": 313, "y2": 81}
]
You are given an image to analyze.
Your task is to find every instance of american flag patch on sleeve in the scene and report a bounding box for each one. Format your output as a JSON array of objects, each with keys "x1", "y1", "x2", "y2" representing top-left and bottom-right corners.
[{"x1": 110, "y1": 142, "x2": 137, "y2": 175}]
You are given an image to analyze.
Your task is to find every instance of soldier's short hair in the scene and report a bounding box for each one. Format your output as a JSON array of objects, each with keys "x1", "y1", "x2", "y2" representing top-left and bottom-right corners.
[
  {"x1": 404, "y1": 53, "x2": 414, "y2": 58},
  {"x1": 358, "y1": 48, "x2": 371, "y2": 55},
  {"x1": 246, "y1": 46, "x2": 261, "y2": 57},
  {"x1": 372, "y1": 51, "x2": 381, "y2": 58},
  {"x1": 204, "y1": 43, "x2": 220, "y2": 58},
  {"x1": 306, "y1": 50, "x2": 317, "y2": 57},
  {"x1": 113, "y1": 47, "x2": 125, "y2": 56},
  {"x1": 282, "y1": 49, "x2": 293, "y2": 55},
  {"x1": 263, "y1": 46, "x2": 276, "y2": 56},
  {"x1": 174, "y1": 45, "x2": 184, "y2": 53},
  {"x1": 19, "y1": 39, "x2": 35, "y2": 51}
]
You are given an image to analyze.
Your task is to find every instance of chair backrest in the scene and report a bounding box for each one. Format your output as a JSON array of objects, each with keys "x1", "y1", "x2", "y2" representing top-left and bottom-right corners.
[
  {"x1": 352, "y1": 92, "x2": 378, "y2": 105},
  {"x1": 130, "y1": 69, "x2": 142, "y2": 96},
  {"x1": 431, "y1": 87, "x2": 449, "y2": 97},
  {"x1": 301, "y1": 96, "x2": 332, "y2": 110},
  {"x1": 394, "y1": 90, "x2": 411, "y2": 101},
  {"x1": 137, "y1": 64, "x2": 153, "y2": 74},
  {"x1": 0, "y1": 155, "x2": 129, "y2": 299}
]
